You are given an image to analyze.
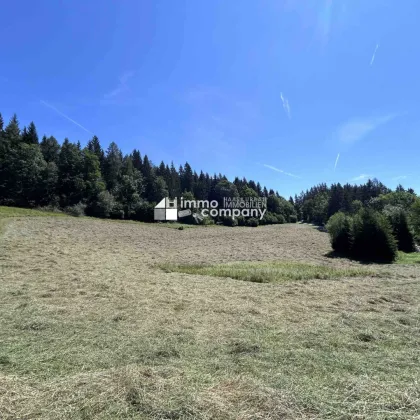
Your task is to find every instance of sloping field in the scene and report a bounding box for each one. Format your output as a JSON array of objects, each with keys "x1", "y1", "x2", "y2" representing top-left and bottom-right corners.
[{"x1": 0, "y1": 215, "x2": 419, "y2": 419}]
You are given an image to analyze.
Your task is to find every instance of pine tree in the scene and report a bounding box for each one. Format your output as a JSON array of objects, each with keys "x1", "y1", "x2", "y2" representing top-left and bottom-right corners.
[
  {"x1": 40, "y1": 135, "x2": 61, "y2": 164},
  {"x1": 87, "y1": 136, "x2": 104, "y2": 168},
  {"x1": 181, "y1": 162, "x2": 194, "y2": 193},
  {"x1": 132, "y1": 149, "x2": 143, "y2": 172},
  {"x1": 57, "y1": 139, "x2": 85, "y2": 206},
  {"x1": 83, "y1": 149, "x2": 105, "y2": 205},
  {"x1": 103, "y1": 142, "x2": 123, "y2": 191},
  {"x1": 21, "y1": 122, "x2": 39, "y2": 144},
  {"x1": 169, "y1": 162, "x2": 181, "y2": 198},
  {"x1": 4, "y1": 114, "x2": 21, "y2": 145}
]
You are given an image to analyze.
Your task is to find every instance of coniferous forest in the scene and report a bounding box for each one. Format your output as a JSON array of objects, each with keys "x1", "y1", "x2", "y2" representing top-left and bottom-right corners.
[{"x1": 1, "y1": 112, "x2": 419, "y2": 258}]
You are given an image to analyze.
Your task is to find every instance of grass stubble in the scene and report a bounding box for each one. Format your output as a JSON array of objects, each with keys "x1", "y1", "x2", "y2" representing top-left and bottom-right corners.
[{"x1": 0, "y1": 207, "x2": 419, "y2": 419}]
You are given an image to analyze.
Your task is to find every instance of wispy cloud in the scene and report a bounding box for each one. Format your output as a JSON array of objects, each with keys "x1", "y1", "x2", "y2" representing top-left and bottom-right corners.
[
  {"x1": 40, "y1": 100, "x2": 94, "y2": 135},
  {"x1": 370, "y1": 43, "x2": 380, "y2": 67},
  {"x1": 104, "y1": 71, "x2": 134, "y2": 99},
  {"x1": 263, "y1": 164, "x2": 301, "y2": 179},
  {"x1": 334, "y1": 153, "x2": 340, "y2": 171},
  {"x1": 280, "y1": 92, "x2": 291, "y2": 119},
  {"x1": 181, "y1": 86, "x2": 260, "y2": 158},
  {"x1": 392, "y1": 175, "x2": 407, "y2": 181},
  {"x1": 350, "y1": 174, "x2": 372, "y2": 182},
  {"x1": 336, "y1": 114, "x2": 396, "y2": 144}
]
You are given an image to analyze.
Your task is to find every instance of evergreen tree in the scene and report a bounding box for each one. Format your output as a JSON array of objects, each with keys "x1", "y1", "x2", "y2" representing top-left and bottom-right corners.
[
  {"x1": 87, "y1": 136, "x2": 104, "y2": 168},
  {"x1": 132, "y1": 149, "x2": 143, "y2": 172},
  {"x1": 21, "y1": 122, "x2": 39, "y2": 144},
  {"x1": 181, "y1": 162, "x2": 194, "y2": 193},
  {"x1": 40, "y1": 135, "x2": 60, "y2": 164},
  {"x1": 4, "y1": 114, "x2": 21, "y2": 145},
  {"x1": 57, "y1": 139, "x2": 85, "y2": 206},
  {"x1": 103, "y1": 142, "x2": 123, "y2": 191}
]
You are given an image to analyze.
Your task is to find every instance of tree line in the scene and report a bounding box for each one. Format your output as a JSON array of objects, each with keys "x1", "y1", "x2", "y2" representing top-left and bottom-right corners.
[{"x1": 0, "y1": 113, "x2": 296, "y2": 225}]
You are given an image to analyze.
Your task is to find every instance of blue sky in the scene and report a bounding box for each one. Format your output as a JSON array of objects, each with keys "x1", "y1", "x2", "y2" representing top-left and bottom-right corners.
[{"x1": 1, "y1": 0, "x2": 418, "y2": 198}]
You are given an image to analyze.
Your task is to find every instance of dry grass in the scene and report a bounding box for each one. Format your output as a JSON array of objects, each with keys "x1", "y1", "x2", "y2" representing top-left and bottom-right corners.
[{"x1": 0, "y1": 212, "x2": 419, "y2": 419}]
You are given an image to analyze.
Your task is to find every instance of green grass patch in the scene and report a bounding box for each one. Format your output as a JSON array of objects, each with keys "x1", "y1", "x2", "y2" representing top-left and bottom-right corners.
[
  {"x1": 0, "y1": 206, "x2": 197, "y2": 230},
  {"x1": 396, "y1": 251, "x2": 420, "y2": 264},
  {"x1": 0, "y1": 206, "x2": 67, "y2": 219},
  {"x1": 0, "y1": 206, "x2": 68, "y2": 235},
  {"x1": 159, "y1": 261, "x2": 380, "y2": 283}
]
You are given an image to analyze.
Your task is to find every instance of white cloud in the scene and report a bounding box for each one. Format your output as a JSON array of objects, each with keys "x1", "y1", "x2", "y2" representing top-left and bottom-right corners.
[
  {"x1": 280, "y1": 92, "x2": 291, "y2": 119},
  {"x1": 392, "y1": 175, "x2": 407, "y2": 181},
  {"x1": 263, "y1": 164, "x2": 301, "y2": 178},
  {"x1": 350, "y1": 174, "x2": 372, "y2": 182},
  {"x1": 40, "y1": 100, "x2": 94, "y2": 135},
  {"x1": 336, "y1": 114, "x2": 396, "y2": 144},
  {"x1": 104, "y1": 71, "x2": 134, "y2": 99},
  {"x1": 370, "y1": 43, "x2": 380, "y2": 67}
]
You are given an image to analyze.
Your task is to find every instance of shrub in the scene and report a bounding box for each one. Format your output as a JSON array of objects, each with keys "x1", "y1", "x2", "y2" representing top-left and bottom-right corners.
[
  {"x1": 90, "y1": 191, "x2": 116, "y2": 218},
  {"x1": 326, "y1": 212, "x2": 353, "y2": 254},
  {"x1": 260, "y1": 212, "x2": 274, "y2": 225},
  {"x1": 276, "y1": 214, "x2": 286, "y2": 224},
  {"x1": 245, "y1": 218, "x2": 259, "y2": 227},
  {"x1": 199, "y1": 217, "x2": 215, "y2": 226},
  {"x1": 236, "y1": 216, "x2": 246, "y2": 226},
  {"x1": 383, "y1": 205, "x2": 416, "y2": 252},
  {"x1": 64, "y1": 202, "x2": 86, "y2": 217},
  {"x1": 219, "y1": 216, "x2": 238, "y2": 227},
  {"x1": 289, "y1": 214, "x2": 298, "y2": 223},
  {"x1": 132, "y1": 201, "x2": 154, "y2": 222},
  {"x1": 109, "y1": 202, "x2": 125, "y2": 219},
  {"x1": 351, "y1": 208, "x2": 397, "y2": 262}
]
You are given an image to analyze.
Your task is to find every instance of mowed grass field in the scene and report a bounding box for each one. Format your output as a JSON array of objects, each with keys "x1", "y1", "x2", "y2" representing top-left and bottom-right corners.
[{"x1": 0, "y1": 208, "x2": 419, "y2": 419}]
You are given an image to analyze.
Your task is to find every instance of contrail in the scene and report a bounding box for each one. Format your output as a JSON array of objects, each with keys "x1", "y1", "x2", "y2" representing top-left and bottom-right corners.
[
  {"x1": 40, "y1": 100, "x2": 94, "y2": 135},
  {"x1": 370, "y1": 43, "x2": 379, "y2": 67},
  {"x1": 263, "y1": 164, "x2": 301, "y2": 178},
  {"x1": 280, "y1": 92, "x2": 291, "y2": 119},
  {"x1": 334, "y1": 153, "x2": 340, "y2": 171}
]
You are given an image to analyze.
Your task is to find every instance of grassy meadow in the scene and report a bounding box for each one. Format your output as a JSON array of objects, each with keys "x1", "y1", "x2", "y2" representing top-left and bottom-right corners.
[{"x1": 0, "y1": 207, "x2": 419, "y2": 419}]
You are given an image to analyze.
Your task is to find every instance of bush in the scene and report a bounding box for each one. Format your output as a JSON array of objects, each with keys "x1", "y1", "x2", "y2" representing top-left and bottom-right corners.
[
  {"x1": 219, "y1": 216, "x2": 238, "y2": 227},
  {"x1": 236, "y1": 216, "x2": 246, "y2": 226},
  {"x1": 64, "y1": 202, "x2": 86, "y2": 217},
  {"x1": 132, "y1": 201, "x2": 154, "y2": 222},
  {"x1": 276, "y1": 214, "x2": 286, "y2": 224},
  {"x1": 351, "y1": 208, "x2": 397, "y2": 262},
  {"x1": 289, "y1": 214, "x2": 297, "y2": 223},
  {"x1": 326, "y1": 212, "x2": 352, "y2": 254},
  {"x1": 383, "y1": 205, "x2": 416, "y2": 252},
  {"x1": 260, "y1": 212, "x2": 276, "y2": 225},
  {"x1": 245, "y1": 217, "x2": 259, "y2": 227},
  {"x1": 199, "y1": 217, "x2": 215, "y2": 226},
  {"x1": 90, "y1": 191, "x2": 116, "y2": 218}
]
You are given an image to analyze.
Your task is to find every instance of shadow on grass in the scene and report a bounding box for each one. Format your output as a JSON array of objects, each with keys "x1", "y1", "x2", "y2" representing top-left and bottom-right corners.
[{"x1": 324, "y1": 250, "x2": 395, "y2": 265}]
